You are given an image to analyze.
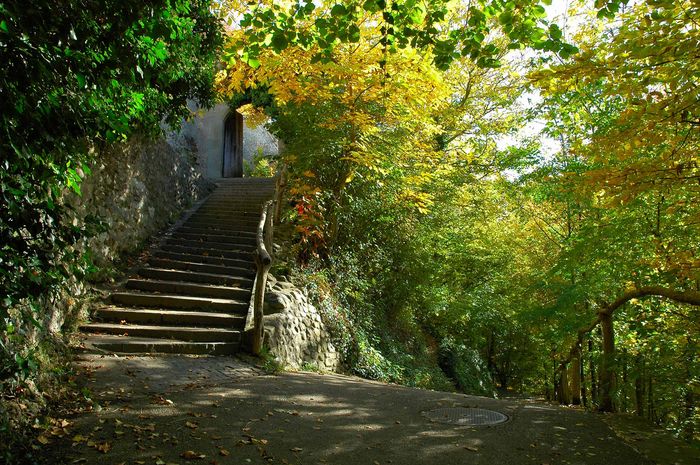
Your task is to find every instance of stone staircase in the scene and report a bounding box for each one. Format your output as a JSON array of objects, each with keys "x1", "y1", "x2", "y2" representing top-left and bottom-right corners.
[{"x1": 81, "y1": 177, "x2": 276, "y2": 355}]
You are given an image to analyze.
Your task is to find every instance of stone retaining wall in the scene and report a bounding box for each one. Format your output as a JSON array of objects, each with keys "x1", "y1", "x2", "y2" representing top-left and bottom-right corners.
[
  {"x1": 43, "y1": 133, "x2": 211, "y2": 334},
  {"x1": 69, "y1": 134, "x2": 211, "y2": 268},
  {"x1": 263, "y1": 276, "x2": 340, "y2": 371}
]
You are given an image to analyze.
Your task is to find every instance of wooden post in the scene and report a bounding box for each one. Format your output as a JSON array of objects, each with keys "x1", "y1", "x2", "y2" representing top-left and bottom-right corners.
[
  {"x1": 251, "y1": 252, "x2": 271, "y2": 355},
  {"x1": 251, "y1": 200, "x2": 274, "y2": 356}
]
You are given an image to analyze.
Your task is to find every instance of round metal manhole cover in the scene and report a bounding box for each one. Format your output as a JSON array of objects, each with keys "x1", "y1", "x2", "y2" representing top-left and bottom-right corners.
[{"x1": 423, "y1": 407, "x2": 508, "y2": 426}]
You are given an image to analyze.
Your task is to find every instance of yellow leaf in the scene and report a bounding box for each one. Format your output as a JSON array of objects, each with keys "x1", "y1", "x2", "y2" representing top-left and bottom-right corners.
[
  {"x1": 181, "y1": 450, "x2": 206, "y2": 460},
  {"x1": 95, "y1": 441, "x2": 112, "y2": 453}
]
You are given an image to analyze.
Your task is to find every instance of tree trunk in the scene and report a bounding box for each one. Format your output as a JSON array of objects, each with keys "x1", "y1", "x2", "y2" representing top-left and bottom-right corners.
[
  {"x1": 589, "y1": 338, "x2": 598, "y2": 406},
  {"x1": 580, "y1": 349, "x2": 587, "y2": 407},
  {"x1": 683, "y1": 337, "x2": 695, "y2": 441},
  {"x1": 558, "y1": 363, "x2": 572, "y2": 405},
  {"x1": 543, "y1": 361, "x2": 552, "y2": 401},
  {"x1": 598, "y1": 310, "x2": 616, "y2": 412},
  {"x1": 570, "y1": 343, "x2": 582, "y2": 405},
  {"x1": 634, "y1": 355, "x2": 644, "y2": 417},
  {"x1": 621, "y1": 348, "x2": 629, "y2": 412},
  {"x1": 647, "y1": 375, "x2": 655, "y2": 423},
  {"x1": 486, "y1": 331, "x2": 496, "y2": 385},
  {"x1": 552, "y1": 358, "x2": 559, "y2": 402}
]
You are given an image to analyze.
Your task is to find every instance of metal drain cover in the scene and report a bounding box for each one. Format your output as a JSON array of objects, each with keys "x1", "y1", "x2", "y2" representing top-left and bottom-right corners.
[{"x1": 423, "y1": 407, "x2": 508, "y2": 426}]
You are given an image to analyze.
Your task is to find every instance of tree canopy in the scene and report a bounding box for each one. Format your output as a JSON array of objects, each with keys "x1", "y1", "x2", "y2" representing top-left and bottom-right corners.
[{"x1": 1, "y1": 0, "x2": 698, "y2": 449}]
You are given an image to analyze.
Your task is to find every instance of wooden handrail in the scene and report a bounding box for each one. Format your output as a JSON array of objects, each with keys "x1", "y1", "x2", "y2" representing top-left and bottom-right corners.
[
  {"x1": 249, "y1": 199, "x2": 275, "y2": 355},
  {"x1": 257, "y1": 200, "x2": 274, "y2": 266}
]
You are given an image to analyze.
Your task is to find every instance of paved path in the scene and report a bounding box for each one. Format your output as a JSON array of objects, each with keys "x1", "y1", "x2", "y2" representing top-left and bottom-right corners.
[{"x1": 45, "y1": 354, "x2": 696, "y2": 465}]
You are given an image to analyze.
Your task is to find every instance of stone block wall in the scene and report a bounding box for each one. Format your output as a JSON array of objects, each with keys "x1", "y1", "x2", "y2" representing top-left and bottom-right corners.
[
  {"x1": 68, "y1": 134, "x2": 211, "y2": 268},
  {"x1": 41, "y1": 134, "x2": 212, "y2": 334},
  {"x1": 263, "y1": 276, "x2": 340, "y2": 371}
]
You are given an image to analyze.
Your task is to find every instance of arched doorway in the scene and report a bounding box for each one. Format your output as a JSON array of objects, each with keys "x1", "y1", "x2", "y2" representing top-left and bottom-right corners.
[{"x1": 222, "y1": 111, "x2": 243, "y2": 177}]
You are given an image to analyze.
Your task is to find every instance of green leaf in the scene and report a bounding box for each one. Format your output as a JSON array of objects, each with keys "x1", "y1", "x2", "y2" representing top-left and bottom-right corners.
[
  {"x1": 548, "y1": 24, "x2": 562, "y2": 41},
  {"x1": 499, "y1": 11, "x2": 513, "y2": 26},
  {"x1": 409, "y1": 6, "x2": 426, "y2": 24},
  {"x1": 0, "y1": 20, "x2": 8, "y2": 33},
  {"x1": 271, "y1": 32, "x2": 288, "y2": 51},
  {"x1": 362, "y1": 0, "x2": 384, "y2": 13},
  {"x1": 331, "y1": 4, "x2": 346, "y2": 18},
  {"x1": 348, "y1": 25, "x2": 361, "y2": 43}
]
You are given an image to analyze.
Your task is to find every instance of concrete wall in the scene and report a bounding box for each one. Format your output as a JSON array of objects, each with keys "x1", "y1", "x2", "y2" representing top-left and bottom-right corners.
[{"x1": 178, "y1": 103, "x2": 279, "y2": 179}]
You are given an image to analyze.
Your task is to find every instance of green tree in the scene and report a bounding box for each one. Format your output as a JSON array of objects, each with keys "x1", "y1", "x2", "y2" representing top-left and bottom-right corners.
[{"x1": 0, "y1": 0, "x2": 222, "y2": 368}]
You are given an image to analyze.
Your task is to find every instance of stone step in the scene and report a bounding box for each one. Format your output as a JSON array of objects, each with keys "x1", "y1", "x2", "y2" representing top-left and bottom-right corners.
[
  {"x1": 182, "y1": 220, "x2": 258, "y2": 232},
  {"x1": 174, "y1": 226, "x2": 257, "y2": 237},
  {"x1": 152, "y1": 250, "x2": 251, "y2": 269},
  {"x1": 199, "y1": 202, "x2": 269, "y2": 210},
  {"x1": 206, "y1": 184, "x2": 275, "y2": 191},
  {"x1": 187, "y1": 213, "x2": 262, "y2": 224},
  {"x1": 170, "y1": 232, "x2": 257, "y2": 245},
  {"x1": 147, "y1": 257, "x2": 254, "y2": 277},
  {"x1": 197, "y1": 200, "x2": 267, "y2": 211},
  {"x1": 138, "y1": 267, "x2": 253, "y2": 287},
  {"x1": 94, "y1": 306, "x2": 246, "y2": 328},
  {"x1": 205, "y1": 193, "x2": 272, "y2": 198},
  {"x1": 159, "y1": 244, "x2": 253, "y2": 261},
  {"x1": 126, "y1": 278, "x2": 250, "y2": 300},
  {"x1": 201, "y1": 199, "x2": 271, "y2": 206},
  {"x1": 81, "y1": 335, "x2": 239, "y2": 355},
  {"x1": 193, "y1": 208, "x2": 261, "y2": 217},
  {"x1": 110, "y1": 292, "x2": 248, "y2": 313},
  {"x1": 165, "y1": 238, "x2": 255, "y2": 253},
  {"x1": 184, "y1": 217, "x2": 262, "y2": 229},
  {"x1": 82, "y1": 323, "x2": 241, "y2": 342}
]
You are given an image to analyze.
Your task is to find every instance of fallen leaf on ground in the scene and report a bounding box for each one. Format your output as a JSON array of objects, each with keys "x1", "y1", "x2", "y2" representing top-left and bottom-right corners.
[
  {"x1": 181, "y1": 450, "x2": 206, "y2": 460},
  {"x1": 185, "y1": 421, "x2": 198, "y2": 429},
  {"x1": 152, "y1": 395, "x2": 174, "y2": 405},
  {"x1": 219, "y1": 449, "x2": 230, "y2": 456},
  {"x1": 465, "y1": 446, "x2": 478, "y2": 452},
  {"x1": 290, "y1": 447, "x2": 302, "y2": 452},
  {"x1": 95, "y1": 441, "x2": 112, "y2": 453}
]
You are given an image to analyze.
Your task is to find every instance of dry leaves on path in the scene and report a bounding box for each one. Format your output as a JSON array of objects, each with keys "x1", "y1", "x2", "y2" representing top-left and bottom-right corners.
[{"x1": 181, "y1": 450, "x2": 207, "y2": 460}]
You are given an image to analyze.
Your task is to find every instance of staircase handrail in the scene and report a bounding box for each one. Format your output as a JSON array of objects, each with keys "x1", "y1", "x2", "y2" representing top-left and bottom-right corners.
[{"x1": 247, "y1": 198, "x2": 275, "y2": 355}]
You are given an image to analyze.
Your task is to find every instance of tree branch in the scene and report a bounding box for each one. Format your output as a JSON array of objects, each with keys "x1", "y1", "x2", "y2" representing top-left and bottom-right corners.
[{"x1": 557, "y1": 286, "x2": 700, "y2": 370}]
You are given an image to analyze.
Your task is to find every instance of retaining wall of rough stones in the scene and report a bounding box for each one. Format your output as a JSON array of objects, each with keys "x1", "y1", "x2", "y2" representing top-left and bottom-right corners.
[
  {"x1": 69, "y1": 134, "x2": 211, "y2": 268},
  {"x1": 40, "y1": 134, "x2": 212, "y2": 334},
  {"x1": 263, "y1": 276, "x2": 341, "y2": 371}
]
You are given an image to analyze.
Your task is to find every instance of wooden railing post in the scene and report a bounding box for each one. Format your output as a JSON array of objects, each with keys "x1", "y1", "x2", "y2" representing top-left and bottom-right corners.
[{"x1": 250, "y1": 200, "x2": 274, "y2": 355}]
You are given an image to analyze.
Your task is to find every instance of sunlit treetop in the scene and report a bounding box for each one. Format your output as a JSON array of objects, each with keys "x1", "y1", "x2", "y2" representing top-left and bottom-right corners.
[{"x1": 221, "y1": 0, "x2": 587, "y2": 70}]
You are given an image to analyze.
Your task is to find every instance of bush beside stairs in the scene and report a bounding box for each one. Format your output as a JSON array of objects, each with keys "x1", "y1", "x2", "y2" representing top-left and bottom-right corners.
[{"x1": 81, "y1": 177, "x2": 276, "y2": 355}]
